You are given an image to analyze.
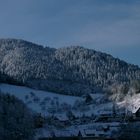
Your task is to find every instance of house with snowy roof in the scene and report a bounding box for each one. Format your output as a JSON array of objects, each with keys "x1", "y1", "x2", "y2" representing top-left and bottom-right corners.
[
  {"x1": 117, "y1": 93, "x2": 140, "y2": 120},
  {"x1": 83, "y1": 93, "x2": 105, "y2": 104}
]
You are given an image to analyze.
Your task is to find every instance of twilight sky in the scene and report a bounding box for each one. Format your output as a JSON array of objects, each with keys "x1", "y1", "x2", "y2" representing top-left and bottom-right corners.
[{"x1": 0, "y1": 0, "x2": 140, "y2": 66}]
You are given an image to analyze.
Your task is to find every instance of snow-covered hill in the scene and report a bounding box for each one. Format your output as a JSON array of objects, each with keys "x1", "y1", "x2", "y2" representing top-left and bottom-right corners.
[
  {"x1": 0, "y1": 84, "x2": 81, "y2": 115},
  {"x1": 0, "y1": 39, "x2": 140, "y2": 96},
  {"x1": 0, "y1": 83, "x2": 113, "y2": 118},
  {"x1": 0, "y1": 83, "x2": 131, "y2": 139},
  {"x1": 1, "y1": 83, "x2": 139, "y2": 118}
]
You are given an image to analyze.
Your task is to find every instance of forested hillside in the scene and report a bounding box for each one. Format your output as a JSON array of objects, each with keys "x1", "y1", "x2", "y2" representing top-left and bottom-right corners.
[
  {"x1": 0, "y1": 92, "x2": 34, "y2": 140},
  {"x1": 0, "y1": 39, "x2": 140, "y2": 96}
]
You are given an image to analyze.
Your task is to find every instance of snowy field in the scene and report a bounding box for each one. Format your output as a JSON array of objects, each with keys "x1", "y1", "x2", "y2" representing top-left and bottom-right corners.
[
  {"x1": 0, "y1": 83, "x2": 113, "y2": 117},
  {"x1": 0, "y1": 84, "x2": 82, "y2": 115}
]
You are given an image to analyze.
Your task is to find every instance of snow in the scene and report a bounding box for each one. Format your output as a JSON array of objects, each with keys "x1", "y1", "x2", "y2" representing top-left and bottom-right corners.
[
  {"x1": 0, "y1": 83, "x2": 82, "y2": 115},
  {"x1": 0, "y1": 83, "x2": 114, "y2": 118},
  {"x1": 0, "y1": 83, "x2": 125, "y2": 139},
  {"x1": 117, "y1": 93, "x2": 140, "y2": 114},
  {"x1": 35, "y1": 122, "x2": 121, "y2": 139},
  {"x1": 0, "y1": 84, "x2": 81, "y2": 104}
]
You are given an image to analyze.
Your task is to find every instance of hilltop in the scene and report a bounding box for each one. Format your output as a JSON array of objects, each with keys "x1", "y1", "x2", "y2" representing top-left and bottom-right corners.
[{"x1": 0, "y1": 39, "x2": 140, "y2": 96}]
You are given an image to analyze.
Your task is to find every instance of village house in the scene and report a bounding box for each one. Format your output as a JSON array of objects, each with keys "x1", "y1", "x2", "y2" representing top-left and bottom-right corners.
[{"x1": 83, "y1": 93, "x2": 105, "y2": 105}]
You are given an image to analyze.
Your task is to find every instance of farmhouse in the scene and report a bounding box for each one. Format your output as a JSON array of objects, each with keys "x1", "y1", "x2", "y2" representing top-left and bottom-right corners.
[{"x1": 83, "y1": 93, "x2": 105, "y2": 104}]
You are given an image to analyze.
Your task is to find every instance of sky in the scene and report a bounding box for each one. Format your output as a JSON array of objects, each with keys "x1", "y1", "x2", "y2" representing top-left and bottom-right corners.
[{"x1": 0, "y1": 0, "x2": 140, "y2": 66}]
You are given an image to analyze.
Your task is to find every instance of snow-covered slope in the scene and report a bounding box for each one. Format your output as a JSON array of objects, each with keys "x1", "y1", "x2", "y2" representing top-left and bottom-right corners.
[
  {"x1": 0, "y1": 84, "x2": 82, "y2": 115},
  {"x1": 0, "y1": 83, "x2": 124, "y2": 139},
  {"x1": 0, "y1": 83, "x2": 111, "y2": 118},
  {"x1": 0, "y1": 83, "x2": 80, "y2": 104}
]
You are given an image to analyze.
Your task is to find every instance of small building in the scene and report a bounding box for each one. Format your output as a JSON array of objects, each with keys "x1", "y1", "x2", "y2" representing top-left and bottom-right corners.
[
  {"x1": 83, "y1": 94, "x2": 94, "y2": 104},
  {"x1": 83, "y1": 93, "x2": 105, "y2": 105},
  {"x1": 126, "y1": 101, "x2": 140, "y2": 120},
  {"x1": 135, "y1": 108, "x2": 140, "y2": 117},
  {"x1": 77, "y1": 127, "x2": 116, "y2": 140},
  {"x1": 55, "y1": 115, "x2": 71, "y2": 125}
]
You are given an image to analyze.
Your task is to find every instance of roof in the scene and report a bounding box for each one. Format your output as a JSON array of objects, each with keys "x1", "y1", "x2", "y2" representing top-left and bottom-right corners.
[
  {"x1": 83, "y1": 93, "x2": 105, "y2": 102},
  {"x1": 89, "y1": 93, "x2": 104, "y2": 100},
  {"x1": 55, "y1": 114, "x2": 69, "y2": 121}
]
